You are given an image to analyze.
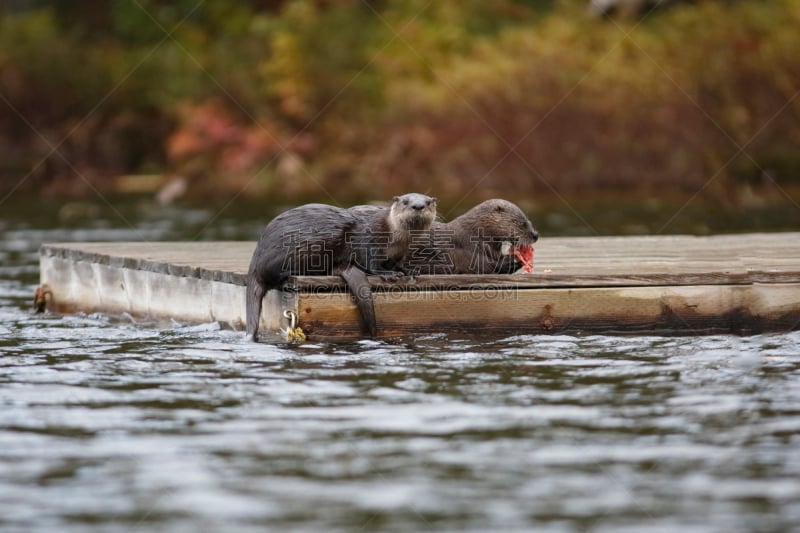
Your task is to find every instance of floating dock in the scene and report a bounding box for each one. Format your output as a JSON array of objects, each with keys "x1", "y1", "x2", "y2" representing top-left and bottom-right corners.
[{"x1": 39, "y1": 233, "x2": 800, "y2": 339}]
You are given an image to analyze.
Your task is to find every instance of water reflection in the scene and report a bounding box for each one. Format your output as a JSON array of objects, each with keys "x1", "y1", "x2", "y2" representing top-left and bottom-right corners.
[{"x1": 0, "y1": 197, "x2": 798, "y2": 532}]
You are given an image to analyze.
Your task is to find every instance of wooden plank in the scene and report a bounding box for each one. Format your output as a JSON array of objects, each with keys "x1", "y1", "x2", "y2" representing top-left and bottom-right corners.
[
  {"x1": 285, "y1": 272, "x2": 752, "y2": 290},
  {"x1": 41, "y1": 242, "x2": 254, "y2": 284},
  {"x1": 296, "y1": 283, "x2": 800, "y2": 339},
  {"x1": 40, "y1": 233, "x2": 800, "y2": 286},
  {"x1": 287, "y1": 270, "x2": 800, "y2": 290},
  {"x1": 39, "y1": 252, "x2": 295, "y2": 333}
]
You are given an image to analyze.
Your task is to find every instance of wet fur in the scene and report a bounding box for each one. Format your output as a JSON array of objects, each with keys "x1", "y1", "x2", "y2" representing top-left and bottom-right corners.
[
  {"x1": 246, "y1": 194, "x2": 436, "y2": 341},
  {"x1": 407, "y1": 199, "x2": 539, "y2": 275}
]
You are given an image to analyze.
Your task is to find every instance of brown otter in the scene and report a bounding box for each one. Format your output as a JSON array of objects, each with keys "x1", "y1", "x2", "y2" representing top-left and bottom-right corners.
[
  {"x1": 406, "y1": 199, "x2": 539, "y2": 275},
  {"x1": 246, "y1": 193, "x2": 437, "y2": 341}
]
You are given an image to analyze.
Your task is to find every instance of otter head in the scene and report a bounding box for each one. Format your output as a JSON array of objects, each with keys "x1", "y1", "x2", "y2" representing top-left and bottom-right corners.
[
  {"x1": 390, "y1": 193, "x2": 437, "y2": 231},
  {"x1": 476, "y1": 199, "x2": 539, "y2": 273}
]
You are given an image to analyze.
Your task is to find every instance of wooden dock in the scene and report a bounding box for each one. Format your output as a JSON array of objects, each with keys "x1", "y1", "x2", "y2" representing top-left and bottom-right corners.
[{"x1": 39, "y1": 233, "x2": 800, "y2": 339}]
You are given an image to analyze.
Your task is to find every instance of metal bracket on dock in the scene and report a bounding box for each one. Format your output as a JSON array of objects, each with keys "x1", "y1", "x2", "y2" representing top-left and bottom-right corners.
[
  {"x1": 33, "y1": 284, "x2": 53, "y2": 313},
  {"x1": 282, "y1": 309, "x2": 306, "y2": 343}
]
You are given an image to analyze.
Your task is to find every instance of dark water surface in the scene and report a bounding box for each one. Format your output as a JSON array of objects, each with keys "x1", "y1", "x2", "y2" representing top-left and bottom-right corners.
[{"x1": 1, "y1": 197, "x2": 799, "y2": 532}]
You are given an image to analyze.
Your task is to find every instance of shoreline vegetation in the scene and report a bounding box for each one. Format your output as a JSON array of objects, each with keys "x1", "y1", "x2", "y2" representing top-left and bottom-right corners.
[{"x1": 1, "y1": 0, "x2": 799, "y2": 207}]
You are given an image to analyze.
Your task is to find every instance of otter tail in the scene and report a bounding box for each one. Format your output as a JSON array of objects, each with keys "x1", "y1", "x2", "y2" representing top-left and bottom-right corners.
[
  {"x1": 340, "y1": 266, "x2": 377, "y2": 337},
  {"x1": 246, "y1": 274, "x2": 266, "y2": 342}
]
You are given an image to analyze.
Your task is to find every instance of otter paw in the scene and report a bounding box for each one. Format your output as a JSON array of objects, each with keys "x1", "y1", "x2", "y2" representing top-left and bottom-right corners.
[{"x1": 379, "y1": 271, "x2": 404, "y2": 282}]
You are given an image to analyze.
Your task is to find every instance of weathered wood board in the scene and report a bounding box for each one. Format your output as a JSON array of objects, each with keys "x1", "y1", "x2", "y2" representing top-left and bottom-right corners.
[
  {"x1": 294, "y1": 283, "x2": 800, "y2": 339},
  {"x1": 39, "y1": 233, "x2": 800, "y2": 339}
]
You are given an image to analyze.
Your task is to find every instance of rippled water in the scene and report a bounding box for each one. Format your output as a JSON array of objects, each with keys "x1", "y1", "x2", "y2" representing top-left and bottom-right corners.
[{"x1": 1, "y1": 198, "x2": 799, "y2": 532}]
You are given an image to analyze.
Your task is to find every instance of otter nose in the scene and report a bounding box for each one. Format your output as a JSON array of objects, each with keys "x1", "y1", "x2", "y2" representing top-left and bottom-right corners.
[
  {"x1": 530, "y1": 223, "x2": 539, "y2": 243},
  {"x1": 411, "y1": 203, "x2": 426, "y2": 211}
]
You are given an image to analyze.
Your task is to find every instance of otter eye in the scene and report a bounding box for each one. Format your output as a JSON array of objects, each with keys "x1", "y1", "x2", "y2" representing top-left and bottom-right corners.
[{"x1": 402, "y1": 199, "x2": 409, "y2": 205}]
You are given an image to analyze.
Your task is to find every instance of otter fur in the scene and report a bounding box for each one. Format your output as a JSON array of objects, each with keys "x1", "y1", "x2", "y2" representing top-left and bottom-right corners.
[
  {"x1": 407, "y1": 199, "x2": 539, "y2": 275},
  {"x1": 246, "y1": 193, "x2": 437, "y2": 341}
]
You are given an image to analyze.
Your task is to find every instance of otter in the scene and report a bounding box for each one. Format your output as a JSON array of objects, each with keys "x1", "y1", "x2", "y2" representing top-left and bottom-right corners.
[
  {"x1": 246, "y1": 193, "x2": 437, "y2": 341},
  {"x1": 406, "y1": 199, "x2": 539, "y2": 275}
]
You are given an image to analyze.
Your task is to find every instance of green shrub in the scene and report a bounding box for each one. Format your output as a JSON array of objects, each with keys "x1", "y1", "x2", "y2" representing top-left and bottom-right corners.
[{"x1": 1, "y1": 0, "x2": 799, "y2": 202}]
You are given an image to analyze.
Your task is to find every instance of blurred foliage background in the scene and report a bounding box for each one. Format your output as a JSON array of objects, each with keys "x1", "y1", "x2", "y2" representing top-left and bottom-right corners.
[{"x1": 1, "y1": 0, "x2": 799, "y2": 210}]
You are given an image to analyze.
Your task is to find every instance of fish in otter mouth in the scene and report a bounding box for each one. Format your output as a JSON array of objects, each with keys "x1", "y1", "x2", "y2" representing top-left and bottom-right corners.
[
  {"x1": 511, "y1": 243, "x2": 535, "y2": 273},
  {"x1": 500, "y1": 239, "x2": 535, "y2": 273}
]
